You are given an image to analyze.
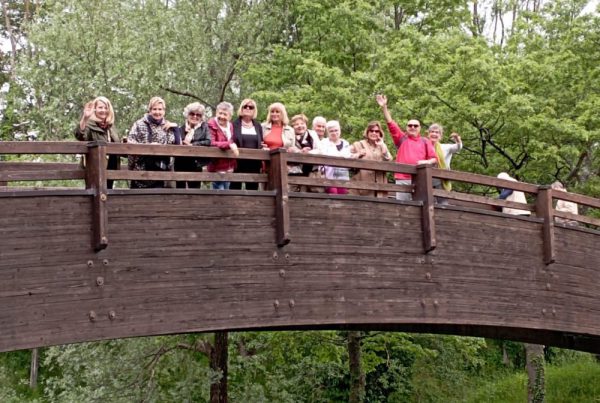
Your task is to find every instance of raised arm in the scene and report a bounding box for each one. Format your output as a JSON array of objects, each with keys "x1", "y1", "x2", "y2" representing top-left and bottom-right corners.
[{"x1": 376, "y1": 94, "x2": 393, "y2": 123}]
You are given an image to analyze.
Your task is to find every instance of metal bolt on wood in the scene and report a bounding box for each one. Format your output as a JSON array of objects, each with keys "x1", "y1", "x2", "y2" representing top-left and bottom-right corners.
[
  {"x1": 272, "y1": 251, "x2": 278, "y2": 260},
  {"x1": 285, "y1": 253, "x2": 290, "y2": 260},
  {"x1": 100, "y1": 193, "x2": 107, "y2": 202},
  {"x1": 101, "y1": 236, "x2": 108, "y2": 244},
  {"x1": 289, "y1": 299, "x2": 295, "y2": 308},
  {"x1": 546, "y1": 283, "x2": 551, "y2": 290},
  {"x1": 87, "y1": 260, "x2": 94, "y2": 268},
  {"x1": 433, "y1": 300, "x2": 439, "y2": 308},
  {"x1": 96, "y1": 276, "x2": 104, "y2": 286},
  {"x1": 420, "y1": 299, "x2": 426, "y2": 308},
  {"x1": 425, "y1": 272, "x2": 432, "y2": 280},
  {"x1": 279, "y1": 269, "x2": 285, "y2": 278},
  {"x1": 552, "y1": 308, "x2": 557, "y2": 316},
  {"x1": 103, "y1": 259, "x2": 109, "y2": 266},
  {"x1": 108, "y1": 311, "x2": 116, "y2": 321},
  {"x1": 88, "y1": 311, "x2": 97, "y2": 322},
  {"x1": 542, "y1": 308, "x2": 547, "y2": 315},
  {"x1": 273, "y1": 300, "x2": 280, "y2": 309}
]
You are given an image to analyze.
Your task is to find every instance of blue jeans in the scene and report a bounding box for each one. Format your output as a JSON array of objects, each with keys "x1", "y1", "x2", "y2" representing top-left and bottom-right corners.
[{"x1": 212, "y1": 181, "x2": 230, "y2": 190}]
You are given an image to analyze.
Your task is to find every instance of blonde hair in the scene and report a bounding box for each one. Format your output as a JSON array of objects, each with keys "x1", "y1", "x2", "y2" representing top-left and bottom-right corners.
[
  {"x1": 147, "y1": 96, "x2": 166, "y2": 112},
  {"x1": 266, "y1": 102, "x2": 289, "y2": 125},
  {"x1": 290, "y1": 113, "x2": 308, "y2": 126},
  {"x1": 237, "y1": 98, "x2": 258, "y2": 119},
  {"x1": 92, "y1": 96, "x2": 115, "y2": 125}
]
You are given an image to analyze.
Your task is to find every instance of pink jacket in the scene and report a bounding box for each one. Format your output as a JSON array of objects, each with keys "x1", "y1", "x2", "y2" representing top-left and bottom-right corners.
[{"x1": 387, "y1": 121, "x2": 438, "y2": 180}]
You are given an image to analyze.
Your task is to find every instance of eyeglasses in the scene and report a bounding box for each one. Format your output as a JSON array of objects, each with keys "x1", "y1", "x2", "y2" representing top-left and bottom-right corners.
[
  {"x1": 407, "y1": 124, "x2": 420, "y2": 128},
  {"x1": 189, "y1": 112, "x2": 203, "y2": 118},
  {"x1": 242, "y1": 105, "x2": 255, "y2": 110},
  {"x1": 368, "y1": 129, "x2": 381, "y2": 134}
]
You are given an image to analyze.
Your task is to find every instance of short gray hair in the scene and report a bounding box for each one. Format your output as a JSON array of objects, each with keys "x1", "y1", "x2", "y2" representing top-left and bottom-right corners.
[
  {"x1": 216, "y1": 101, "x2": 234, "y2": 114},
  {"x1": 326, "y1": 120, "x2": 340, "y2": 130},
  {"x1": 312, "y1": 116, "x2": 326, "y2": 128},
  {"x1": 183, "y1": 102, "x2": 205, "y2": 119},
  {"x1": 428, "y1": 123, "x2": 443, "y2": 135}
]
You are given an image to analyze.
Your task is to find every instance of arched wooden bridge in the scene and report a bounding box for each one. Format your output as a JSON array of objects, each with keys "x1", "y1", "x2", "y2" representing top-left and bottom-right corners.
[{"x1": 1, "y1": 141, "x2": 599, "y2": 354}]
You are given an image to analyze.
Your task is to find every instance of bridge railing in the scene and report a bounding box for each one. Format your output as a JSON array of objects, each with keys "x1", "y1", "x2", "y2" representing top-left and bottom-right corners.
[{"x1": 1, "y1": 141, "x2": 599, "y2": 256}]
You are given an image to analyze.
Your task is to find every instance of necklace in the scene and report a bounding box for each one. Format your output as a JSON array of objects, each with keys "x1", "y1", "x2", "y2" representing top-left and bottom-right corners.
[{"x1": 242, "y1": 120, "x2": 253, "y2": 128}]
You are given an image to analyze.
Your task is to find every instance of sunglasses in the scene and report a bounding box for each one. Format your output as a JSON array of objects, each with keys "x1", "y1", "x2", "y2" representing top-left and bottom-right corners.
[
  {"x1": 407, "y1": 124, "x2": 420, "y2": 128},
  {"x1": 368, "y1": 129, "x2": 381, "y2": 133},
  {"x1": 242, "y1": 104, "x2": 255, "y2": 110},
  {"x1": 189, "y1": 112, "x2": 203, "y2": 118}
]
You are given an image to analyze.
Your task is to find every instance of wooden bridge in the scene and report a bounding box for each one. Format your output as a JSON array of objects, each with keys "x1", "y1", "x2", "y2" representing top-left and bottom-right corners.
[{"x1": 1, "y1": 141, "x2": 599, "y2": 354}]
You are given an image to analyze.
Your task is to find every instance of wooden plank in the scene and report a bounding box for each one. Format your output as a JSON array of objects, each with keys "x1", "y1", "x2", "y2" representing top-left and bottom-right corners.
[
  {"x1": 432, "y1": 168, "x2": 539, "y2": 194},
  {"x1": 285, "y1": 153, "x2": 417, "y2": 175},
  {"x1": 0, "y1": 170, "x2": 86, "y2": 181},
  {"x1": 554, "y1": 192, "x2": 600, "y2": 210},
  {"x1": 0, "y1": 162, "x2": 81, "y2": 171},
  {"x1": 85, "y1": 143, "x2": 108, "y2": 251},
  {"x1": 536, "y1": 187, "x2": 555, "y2": 264},
  {"x1": 268, "y1": 149, "x2": 290, "y2": 246},
  {"x1": 413, "y1": 164, "x2": 436, "y2": 252},
  {"x1": 288, "y1": 176, "x2": 411, "y2": 193},
  {"x1": 433, "y1": 189, "x2": 535, "y2": 212},
  {"x1": 554, "y1": 211, "x2": 600, "y2": 227},
  {"x1": 106, "y1": 143, "x2": 270, "y2": 161},
  {"x1": 107, "y1": 170, "x2": 268, "y2": 183},
  {"x1": 0, "y1": 141, "x2": 88, "y2": 154}
]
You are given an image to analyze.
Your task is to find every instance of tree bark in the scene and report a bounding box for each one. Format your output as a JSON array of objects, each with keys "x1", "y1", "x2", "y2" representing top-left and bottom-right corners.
[
  {"x1": 29, "y1": 348, "x2": 39, "y2": 389},
  {"x1": 1, "y1": 0, "x2": 17, "y2": 78},
  {"x1": 348, "y1": 331, "x2": 365, "y2": 403},
  {"x1": 210, "y1": 331, "x2": 228, "y2": 403},
  {"x1": 525, "y1": 343, "x2": 545, "y2": 403}
]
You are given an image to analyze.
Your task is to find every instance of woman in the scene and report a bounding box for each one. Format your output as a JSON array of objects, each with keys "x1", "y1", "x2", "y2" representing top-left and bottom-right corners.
[
  {"x1": 427, "y1": 123, "x2": 462, "y2": 192},
  {"x1": 497, "y1": 172, "x2": 530, "y2": 216},
  {"x1": 207, "y1": 102, "x2": 238, "y2": 190},
  {"x1": 74, "y1": 96, "x2": 120, "y2": 189},
  {"x1": 261, "y1": 102, "x2": 295, "y2": 150},
  {"x1": 127, "y1": 96, "x2": 179, "y2": 189},
  {"x1": 551, "y1": 181, "x2": 578, "y2": 226},
  {"x1": 231, "y1": 99, "x2": 263, "y2": 190},
  {"x1": 349, "y1": 121, "x2": 392, "y2": 197},
  {"x1": 320, "y1": 120, "x2": 351, "y2": 194},
  {"x1": 288, "y1": 114, "x2": 320, "y2": 191},
  {"x1": 175, "y1": 102, "x2": 211, "y2": 189}
]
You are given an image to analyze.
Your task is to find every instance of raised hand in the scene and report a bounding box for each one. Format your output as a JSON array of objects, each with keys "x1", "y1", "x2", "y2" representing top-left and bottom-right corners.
[{"x1": 375, "y1": 94, "x2": 387, "y2": 108}]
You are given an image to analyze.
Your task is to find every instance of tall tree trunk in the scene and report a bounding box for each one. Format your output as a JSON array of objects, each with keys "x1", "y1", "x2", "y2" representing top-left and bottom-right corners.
[
  {"x1": 525, "y1": 343, "x2": 545, "y2": 403},
  {"x1": 348, "y1": 331, "x2": 365, "y2": 403},
  {"x1": 210, "y1": 331, "x2": 228, "y2": 403},
  {"x1": 1, "y1": 0, "x2": 17, "y2": 79},
  {"x1": 29, "y1": 348, "x2": 39, "y2": 389}
]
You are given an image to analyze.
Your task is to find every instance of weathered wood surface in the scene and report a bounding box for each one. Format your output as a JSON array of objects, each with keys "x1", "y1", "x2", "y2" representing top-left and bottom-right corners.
[{"x1": 1, "y1": 192, "x2": 599, "y2": 353}]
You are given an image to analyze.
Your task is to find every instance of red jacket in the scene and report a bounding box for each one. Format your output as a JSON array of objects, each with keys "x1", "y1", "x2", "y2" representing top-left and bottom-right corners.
[{"x1": 207, "y1": 118, "x2": 236, "y2": 173}]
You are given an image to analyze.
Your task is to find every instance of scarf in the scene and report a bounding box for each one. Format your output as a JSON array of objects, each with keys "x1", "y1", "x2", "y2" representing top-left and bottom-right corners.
[
  {"x1": 184, "y1": 122, "x2": 197, "y2": 144},
  {"x1": 146, "y1": 114, "x2": 163, "y2": 126},
  {"x1": 434, "y1": 142, "x2": 452, "y2": 192}
]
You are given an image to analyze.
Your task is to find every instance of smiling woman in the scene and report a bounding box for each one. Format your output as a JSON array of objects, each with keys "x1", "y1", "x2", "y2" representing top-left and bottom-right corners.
[
  {"x1": 127, "y1": 96, "x2": 180, "y2": 189},
  {"x1": 74, "y1": 96, "x2": 121, "y2": 188}
]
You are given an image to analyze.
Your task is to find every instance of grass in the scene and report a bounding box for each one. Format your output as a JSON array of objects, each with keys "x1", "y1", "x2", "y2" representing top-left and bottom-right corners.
[{"x1": 463, "y1": 359, "x2": 600, "y2": 403}]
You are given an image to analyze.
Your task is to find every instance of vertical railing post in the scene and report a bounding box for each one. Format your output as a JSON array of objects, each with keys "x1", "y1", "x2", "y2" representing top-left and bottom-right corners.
[
  {"x1": 86, "y1": 141, "x2": 109, "y2": 251},
  {"x1": 413, "y1": 163, "x2": 436, "y2": 253},
  {"x1": 536, "y1": 186, "x2": 555, "y2": 265},
  {"x1": 268, "y1": 148, "x2": 290, "y2": 247}
]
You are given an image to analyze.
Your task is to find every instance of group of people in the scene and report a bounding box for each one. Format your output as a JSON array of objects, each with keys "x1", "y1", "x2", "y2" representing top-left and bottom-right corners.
[{"x1": 75, "y1": 95, "x2": 465, "y2": 199}]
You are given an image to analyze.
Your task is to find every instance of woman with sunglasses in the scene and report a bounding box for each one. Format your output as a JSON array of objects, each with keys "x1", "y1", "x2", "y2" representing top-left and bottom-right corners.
[
  {"x1": 174, "y1": 102, "x2": 211, "y2": 189},
  {"x1": 231, "y1": 99, "x2": 264, "y2": 190},
  {"x1": 350, "y1": 121, "x2": 393, "y2": 197}
]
